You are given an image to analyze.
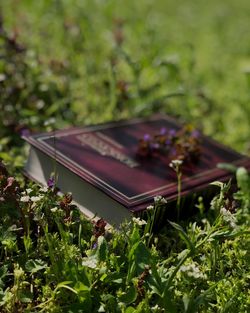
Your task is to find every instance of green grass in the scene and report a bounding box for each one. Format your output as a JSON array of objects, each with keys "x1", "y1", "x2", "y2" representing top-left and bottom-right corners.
[
  {"x1": 0, "y1": 0, "x2": 250, "y2": 312},
  {"x1": 0, "y1": 163, "x2": 249, "y2": 312},
  {"x1": 1, "y1": 0, "x2": 250, "y2": 150}
]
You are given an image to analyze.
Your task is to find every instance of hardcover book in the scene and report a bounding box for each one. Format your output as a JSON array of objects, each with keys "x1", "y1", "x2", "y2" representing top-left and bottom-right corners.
[{"x1": 23, "y1": 115, "x2": 250, "y2": 225}]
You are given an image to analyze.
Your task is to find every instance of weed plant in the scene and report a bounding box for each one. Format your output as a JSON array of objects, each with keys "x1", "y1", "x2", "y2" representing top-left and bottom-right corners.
[
  {"x1": 0, "y1": 161, "x2": 249, "y2": 312},
  {"x1": 0, "y1": 1, "x2": 250, "y2": 312},
  {"x1": 1, "y1": 0, "x2": 250, "y2": 151}
]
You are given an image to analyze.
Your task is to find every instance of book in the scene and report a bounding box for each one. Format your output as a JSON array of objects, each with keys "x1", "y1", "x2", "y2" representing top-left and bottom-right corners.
[{"x1": 23, "y1": 115, "x2": 250, "y2": 226}]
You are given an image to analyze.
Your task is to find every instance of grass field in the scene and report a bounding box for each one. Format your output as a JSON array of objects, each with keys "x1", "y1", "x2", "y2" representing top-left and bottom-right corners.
[
  {"x1": 0, "y1": 1, "x2": 250, "y2": 312},
  {"x1": 1, "y1": 0, "x2": 250, "y2": 150}
]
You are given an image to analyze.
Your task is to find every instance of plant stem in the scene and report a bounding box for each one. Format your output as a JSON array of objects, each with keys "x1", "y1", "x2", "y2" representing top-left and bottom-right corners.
[{"x1": 177, "y1": 171, "x2": 182, "y2": 221}]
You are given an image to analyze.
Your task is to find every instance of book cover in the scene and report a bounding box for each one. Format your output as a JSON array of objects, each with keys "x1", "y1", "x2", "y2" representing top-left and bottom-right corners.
[{"x1": 23, "y1": 115, "x2": 250, "y2": 212}]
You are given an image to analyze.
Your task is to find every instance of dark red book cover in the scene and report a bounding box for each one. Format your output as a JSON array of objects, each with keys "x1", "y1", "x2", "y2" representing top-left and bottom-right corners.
[{"x1": 24, "y1": 115, "x2": 250, "y2": 212}]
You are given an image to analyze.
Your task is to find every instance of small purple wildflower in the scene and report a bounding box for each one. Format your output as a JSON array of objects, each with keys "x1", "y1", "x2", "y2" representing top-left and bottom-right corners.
[
  {"x1": 191, "y1": 130, "x2": 200, "y2": 139},
  {"x1": 92, "y1": 242, "x2": 97, "y2": 249},
  {"x1": 165, "y1": 139, "x2": 171, "y2": 146},
  {"x1": 20, "y1": 128, "x2": 30, "y2": 137},
  {"x1": 138, "y1": 124, "x2": 201, "y2": 165},
  {"x1": 47, "y1": 176, "x2": 55, "y2": 188},
  {"x1": 169, "y1": 129, "x2": 176, "y2": 137},
  {"x1": 143, "y1": 134, "x2": 151, "y2": 141},
  {"x1": 150, "y1": 142, "x2": 160, "y2": 149},
  {"x1": 171, "y1": 148, "x2": 177, "y2": 156},
  {"x1": 160, "y1": 127, "x2": 167, "y2": 135}
]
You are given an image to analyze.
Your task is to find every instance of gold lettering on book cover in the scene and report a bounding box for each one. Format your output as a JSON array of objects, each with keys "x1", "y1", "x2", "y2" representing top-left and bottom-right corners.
[{"x1": 76, "y1": 134, "x2": 139, "y2": 168}]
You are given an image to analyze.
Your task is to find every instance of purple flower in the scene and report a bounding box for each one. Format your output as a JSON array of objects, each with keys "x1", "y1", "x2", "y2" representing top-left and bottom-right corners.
[
  {"x1": 191, "y1": 130, "x2": 200, "y2": 138},
  {"x1": 143, "y1": 134, "x2": 151, "y2": 141},
  {"x1": 47, "y1": 177, "x2": 55, "y2": 188},
  {"x1": 165, "y1": 139, "x2": 171, "y2": 146},
  {"x1": 171, "y1": 148, "x2": 177, "y2": 156},
  {"x1": 160, "y1": 127, "x2": 167, "y2": 135},
  {"x1": 20, "y1": 127, "x2": 30, "y2": 137},
  {"x1": 168, "y1": 129, "x2": 176, "y2": 137},
  {"x1": 150, "y1": 142, "x2": 160, "y2": 149}
]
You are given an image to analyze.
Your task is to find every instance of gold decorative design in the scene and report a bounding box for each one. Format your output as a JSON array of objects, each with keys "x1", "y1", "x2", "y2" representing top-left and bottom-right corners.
[{"x1": 76, "y1": 133, "x2": 139, "y2": 168}]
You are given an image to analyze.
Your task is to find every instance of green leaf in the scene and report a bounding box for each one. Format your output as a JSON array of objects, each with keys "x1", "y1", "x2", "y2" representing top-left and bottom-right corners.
[
  {"x1": 118, "y1": 285, "x2": 137, "y2": 305},
  {"x1": 236, "y1": 167, "x2": 250, "y2": 194},
  {"x1": 101, "y1": 294, "x2": 118, "y2": 311},
  {"x1": 183, "y1": 293, "x2": 190, "y2": 312},
  {"x1": 25, "y1": 259, "x2": 47, "y2": 273},
  {"x1": 19, "y1": 290, "x2": 33, "y2": 303},
  {"x1": 169, "y1": 221, "x2": 195, "y2": 253},
  {"x1": 74, "y1": 281, "x2": 90, "y2": 294},
  {"x1": 210, "y1": 181, "x2": 224, "y2": 188},
  {"x1": 100, "y1": 273, "x2": 107, "y2": 282},
  {"x1": 97, "y1": 236, "x2": 108, "y2": 262},
  {"x1": 126, "y1": 261, "x2": 136, "y2": 283},
  {"x1": 125, "y1": 307, "x2": 136, "y2": 313},
  {"x1": 162, "y1": 288, "x2": 177, "y2": 313},
  {"x1": 147, "y1": 263, "x2": 164, "y2": 296},
  {"x1": 55, "y1": 281, "x2": 77, "y2": 294},
  {"x1": 189, "y1": 283, "x2": 217, "y2": 312},
  {"x1": 130, "y1": 226, "x2": 140, "y2": 245},
  {"x1": 73, "y1": 282, "x2": 92, "y2": 309},
  {"x1": 102, "y1": 272, "x2": 125, "y2": 284},
  {"x1": 0, "y1": 265, "x2": 8, "y2": 289},
  {"x1": 23, "y1": 235, "x2": 32, "y2": 254},
  {"x1": 129, "y1": 241, "x2": 151, "y2": 274},
  {"x1": 217, "y1": 163, "x2": 237, "y2": 173}
]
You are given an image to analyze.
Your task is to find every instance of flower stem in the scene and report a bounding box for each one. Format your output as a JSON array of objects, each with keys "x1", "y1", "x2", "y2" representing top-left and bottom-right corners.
[{"x1": 177, "y1": 171, "x2": 182, "y2": 221}]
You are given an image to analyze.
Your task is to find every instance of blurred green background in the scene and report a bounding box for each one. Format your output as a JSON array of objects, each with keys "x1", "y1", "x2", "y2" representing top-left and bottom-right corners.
[{"x1": 1, "y1": 0, "x2": 250, "y2": 154}]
